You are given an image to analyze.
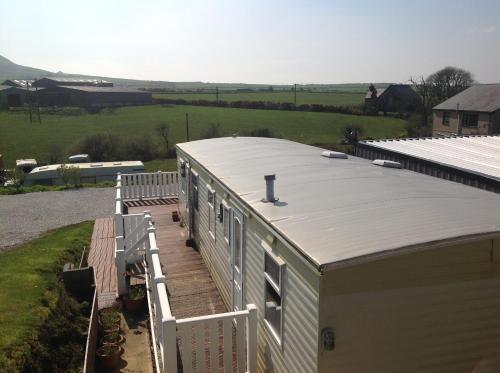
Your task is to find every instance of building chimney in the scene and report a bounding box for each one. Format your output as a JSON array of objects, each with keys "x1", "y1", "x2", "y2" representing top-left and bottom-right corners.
[{"x1": 263, "y1": 174, "x2": 277, "y2": 203}]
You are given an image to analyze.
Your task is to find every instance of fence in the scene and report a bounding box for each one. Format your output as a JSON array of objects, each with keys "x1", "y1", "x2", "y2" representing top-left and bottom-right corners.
[
  {"x1": 114, "y1": 172, "x2": 256, "y2": 372},
  {"x1": 144, "y1": 219, "x2": 257, "y2": 373},
  {"x1": 120, "y1": 172, "x2": 179, "y2": 200}
]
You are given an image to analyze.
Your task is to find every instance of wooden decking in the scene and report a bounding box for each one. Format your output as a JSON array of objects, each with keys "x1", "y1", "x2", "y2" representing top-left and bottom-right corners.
[
  {"x1": 88, "y1": 217, "x2": 118, "y2": 309},
  {"x1": 127, "y1": 199, "x2": 228, "y2": 319}
]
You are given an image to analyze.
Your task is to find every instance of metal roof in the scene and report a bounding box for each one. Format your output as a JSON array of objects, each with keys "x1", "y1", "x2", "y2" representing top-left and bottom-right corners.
[
  {"x1": 39, "y1": 77, "x2": 112, "y2": 84},
  {"x1": 359, "y1": 136, "x2": 500, "y2": 182},
  {"x1": 433, "y1": 84, "x2": 500, "y2": 112},
  {"x1": 177, "y1": 137, "x2": 500, "y2": 269},
  {"x1": 53, "y1": 85, "x2": 147, "y2": 93}
]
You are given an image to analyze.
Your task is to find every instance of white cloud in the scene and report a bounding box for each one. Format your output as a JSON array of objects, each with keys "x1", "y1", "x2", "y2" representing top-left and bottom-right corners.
[{"x1": 468, "y1": 25, "x2": 496, "y2": 35}]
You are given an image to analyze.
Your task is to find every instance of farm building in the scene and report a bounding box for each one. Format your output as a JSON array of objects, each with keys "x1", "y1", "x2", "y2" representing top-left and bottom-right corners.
[
  {"x1": 0, "y1": 85, "x2": 44, "y2": 107},
  {"x1": 36, "y1": 85, "x2": 152, "y2": 107},
  {"x1": 365, "y1": 84, "x2": 420, "y2": 113},
  {"x1": 432, "y1": 84, "x2": 500, "y2": 136},
  {"x1": 24, "y1": 160, "x2": 145, "y2": 186},
  {"x1": 354, "y1": 135, "x2": 500, "y2": 193},
  {"x1": 32, "y1": 77, "x2": 113, "y2": 88},
  {"x1": 173, "y1": 137, "x2": 500, "y2": 372},
  {"x1": 1, "y1": 79, "x2": 34, "y2": 88}
]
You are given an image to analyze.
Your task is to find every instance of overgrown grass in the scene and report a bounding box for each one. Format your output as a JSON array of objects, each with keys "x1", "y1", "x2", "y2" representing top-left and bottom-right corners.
[
  {"x1": 0, "y1": 222, "x2": 93, "y2": 371},
  {"x1": 0, "y1": 105, "x2": 405, "y2": 167},
  {"x1": 153, "y1": 91, "x2": 365, "y2": 106},
  {"x1": 0, "y1": 181, "x2": 114, "y2": 195},
  {"x1": 144, "y1": 158, "x2": 177, "y2": 172}
]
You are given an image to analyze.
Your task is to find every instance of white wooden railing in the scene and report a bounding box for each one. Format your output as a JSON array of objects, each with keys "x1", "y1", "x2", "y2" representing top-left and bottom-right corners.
[
  {"x1": 145, "y1": 220, "x2": 257, "y2": 373},
  {"x1": 114, "y1": 173, "x2": 257, "y2": 372},
  {"x1": 120, "y1": 172, "x2": 179, "y2": 200}
]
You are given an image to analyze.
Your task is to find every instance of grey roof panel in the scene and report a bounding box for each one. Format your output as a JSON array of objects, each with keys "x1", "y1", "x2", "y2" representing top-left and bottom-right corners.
[
  {"x1": 178, "y1": 137, "x2": 500, "y2": 268},
  {"x1": 433, "y1": 84, "x2": 500, "y2": 112},
  {"x1": 54, "y1": 85, "x2": 147, "y2": 93},
  {"x1": 360, "y1": 136, "x2": 500, "y2": 181}
]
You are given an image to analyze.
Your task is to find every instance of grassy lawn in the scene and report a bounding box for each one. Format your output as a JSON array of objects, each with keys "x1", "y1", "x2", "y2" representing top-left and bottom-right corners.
[
  {"x1": 0, "y1": 222, "x2": 93, "y2": 356},
  {"x1": 0, "y1": 105, "x2": 405, "y2": 167},
  {"x1": 144, "y1": 158, "x2": 177, "y2": 172},
  {"x1": 153, "y1": 91, "x2": 365, "y2": 106}
]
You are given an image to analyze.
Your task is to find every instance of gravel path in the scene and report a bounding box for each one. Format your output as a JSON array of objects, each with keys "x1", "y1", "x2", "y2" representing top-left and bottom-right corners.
[{"x1": 0, "y1": 188, "x2": 115, "y2": 250}]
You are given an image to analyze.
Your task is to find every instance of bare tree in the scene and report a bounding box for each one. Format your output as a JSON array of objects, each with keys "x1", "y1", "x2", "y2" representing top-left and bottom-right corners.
[{"x1": 156, "y1": 123, "x2": 170, "y2": 154}]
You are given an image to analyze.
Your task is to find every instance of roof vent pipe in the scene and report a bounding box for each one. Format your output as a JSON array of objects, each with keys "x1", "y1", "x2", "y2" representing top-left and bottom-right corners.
[{"x1": 263, "y1": 174, "x2": 278, "y2": 203}]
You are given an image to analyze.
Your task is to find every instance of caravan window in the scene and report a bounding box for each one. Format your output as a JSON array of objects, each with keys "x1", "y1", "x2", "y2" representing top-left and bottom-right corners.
[
  {"x1": 179, "y1": 160, "x2": 186, "y2": 193},
  {"x1": 263, "y1": 250, "x2": 285, "y2": 344},
  {"x1": 223, "y1": 205, "x2": 231, "y2": 244},
  {"x1": 191, "y1": 173, "x2": 199, "y2": 211},
  {"x1": 208, "y1": 188, "x2": 216, "y2": 239}
]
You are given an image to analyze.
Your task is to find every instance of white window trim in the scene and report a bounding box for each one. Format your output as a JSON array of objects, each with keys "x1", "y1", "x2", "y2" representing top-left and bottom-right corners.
[
  {"x1": 207, "y1": 185, "x2": 216, "y2": 241},
  {"x1": 222, "y1": 200, "x2": 231, "y2": 245},
  {"x1": 262, "y1": 241, "x2": 285, "y2": 346}
]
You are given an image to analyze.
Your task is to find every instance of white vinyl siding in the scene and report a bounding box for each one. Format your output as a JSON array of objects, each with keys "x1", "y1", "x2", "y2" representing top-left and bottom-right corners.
[{"x1": 245, "y1": 222, "x2": 319, "y2": 373}]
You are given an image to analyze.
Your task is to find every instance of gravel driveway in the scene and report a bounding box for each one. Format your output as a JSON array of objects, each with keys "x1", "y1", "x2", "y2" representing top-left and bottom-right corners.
[{"x1": 0, "y1": 188, "x2": 115, "y2": 250}]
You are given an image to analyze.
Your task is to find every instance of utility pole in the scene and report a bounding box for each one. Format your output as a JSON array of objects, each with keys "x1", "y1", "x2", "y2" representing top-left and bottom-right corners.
[
  {"x1": 26, "y1": 82, "x2": 32, "y2": 124},
  {"x1": 215, "y1": 86, "x2": 219, "y2": 103},
  {"x1": 294, "y1": 83, "x2": 297, "y2": 107},
  {"x1": 185, "y1": 113, "x2": 190, "y2": 141}
]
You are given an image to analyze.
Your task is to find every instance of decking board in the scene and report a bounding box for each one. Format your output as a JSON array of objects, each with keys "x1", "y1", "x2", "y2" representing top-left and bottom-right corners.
[
  {"x1": 127, "y1": 200, "x2": 238, "y2": 372},
  {"x1": 88, "y1": 217, "x2": 118, "y2": 309}
]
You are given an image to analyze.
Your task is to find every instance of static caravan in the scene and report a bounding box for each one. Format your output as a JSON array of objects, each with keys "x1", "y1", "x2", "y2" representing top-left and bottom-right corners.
[
  {"x1": 24, "y1": 161, "x2": 145, "y2": 186},
  {"x1": 176, "y1": 137, "x2": 500, "y2": 373}
]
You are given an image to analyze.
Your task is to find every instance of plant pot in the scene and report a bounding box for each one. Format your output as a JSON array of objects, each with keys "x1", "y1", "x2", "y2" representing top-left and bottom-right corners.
[
  {"x1": 172, "y1": 211, "x2": 180, "y2": 222},
  {"x1": 123, "y1": 287, "x2": 145, "y2": 312},
  {"x1": 97, "y1": 344, "x2": 121, "y2": 371},
  {"x1": 102, "y1": 332, "x2": 125, "y2": 346},
  {"x1": 99, "y1": 309, "x2": 121, "y2": 332}
]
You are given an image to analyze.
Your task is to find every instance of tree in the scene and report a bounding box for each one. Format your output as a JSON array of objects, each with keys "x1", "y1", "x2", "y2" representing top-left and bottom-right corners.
[
  {"x1": 426, "y1": 66, "x2": 474, "y2": 101},
  {"x1": 156, "y1": 123, "x2": 170, "y2": 154},
  {"x1": 409, "y1": 66, "x2": 474, "y2": 137}
]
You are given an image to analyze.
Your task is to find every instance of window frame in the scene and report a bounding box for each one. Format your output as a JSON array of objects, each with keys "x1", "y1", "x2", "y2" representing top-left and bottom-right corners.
[
  {"x1": 262, "y1": 241, "x2": 285, "y2": 346},
  {"x1": 207, "y1": 186, "x2": 216, "y2": 240},
  {"x1": 191, "y1": 171, "x2": 199, "y2": 211},
  {"x1": 179, "y1": 159, "x2": 187, "y2": 194},
  {"x1": 461, "y1": 112, "x2": 479, "y2": 128},
  {"x1": 442, "y1": 112, "x2": 450, "y2": 126},
  {"x1": 221, "y1": 201, "x2": 231, "y2": 245}
]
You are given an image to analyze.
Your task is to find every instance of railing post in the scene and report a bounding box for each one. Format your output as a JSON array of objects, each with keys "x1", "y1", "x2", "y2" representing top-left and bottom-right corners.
[
  {"x1": 115, "y1": 236, "x2": 127, "y2": 295},
  {"x1": 246, "y1": 304, "x2": 257, "y2": 373},
  {"x1": 163, "y1": 316, "x2": 177, "y2": 373}
]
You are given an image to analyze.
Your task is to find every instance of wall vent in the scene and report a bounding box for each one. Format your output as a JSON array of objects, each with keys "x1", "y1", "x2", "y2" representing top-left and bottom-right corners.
[
  {"x1": 321, "y1": 150, "x2": 348, "y2": 159},
  {"x1": 372, "y1": 159, "x2": 402, "y2": 169}
]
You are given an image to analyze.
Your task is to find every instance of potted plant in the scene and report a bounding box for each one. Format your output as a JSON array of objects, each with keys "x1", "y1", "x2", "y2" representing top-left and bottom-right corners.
[
  {"x1": 97, "y1": 344, "x2": 121, "y2": 370},
  {"x1": 99, "y1": 309, "x2": 121, "y2": 333},
  {"x1": 102, "y1": 332, "x2": 125, "y2": 346},
  {"x1": 172, "y1": 210, "x2": 180, "y2": 222},
  {"x1": 123, "y1": 286, "x2": 145, "y2": 312}
]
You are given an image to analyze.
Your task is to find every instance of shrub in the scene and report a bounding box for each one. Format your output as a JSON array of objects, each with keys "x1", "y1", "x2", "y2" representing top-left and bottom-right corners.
[
  {"x1": 57, "y1": 164, "x2": 82, "y2": 186},
  {"x1": 72, "y1": 133, "x2": 121, "y2": 161},
  {"x1": 201, "y1": 123, "x2": 223, "y2": 139},
  {"x1": 248, "y1": 127, "x2": 275, "y2": 138}
]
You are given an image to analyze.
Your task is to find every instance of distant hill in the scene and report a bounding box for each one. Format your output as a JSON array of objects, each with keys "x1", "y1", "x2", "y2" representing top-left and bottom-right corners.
[
  {"x1": 0, "y1": 54, "x2": 389, "y2": 92},
  {"x1": 0, "y1": 55, "x2": 52, "y2": 80}
]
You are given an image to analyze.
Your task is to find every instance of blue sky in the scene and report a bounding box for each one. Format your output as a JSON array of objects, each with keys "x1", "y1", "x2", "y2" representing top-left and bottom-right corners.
[{"x1": 1, "y1": 0, "x2": 499, "y2": 84}]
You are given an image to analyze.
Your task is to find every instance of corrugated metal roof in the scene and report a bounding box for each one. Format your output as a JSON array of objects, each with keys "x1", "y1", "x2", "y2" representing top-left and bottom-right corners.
[
  {"x1": 359, "y1": 136, "x2": 500, "y2": 182},
  {"x1": 52, "y1": 85, "x2": 147, "y2": 93},
  {"x1": 177, "y1": 137, "x2": 500, "y2": 269},
  {"x1": 41, "y1": 77, "x2": 112, "y2": 84},
  {"x1": 433, "y1": 84, "x2": 500, "y2": 112}
]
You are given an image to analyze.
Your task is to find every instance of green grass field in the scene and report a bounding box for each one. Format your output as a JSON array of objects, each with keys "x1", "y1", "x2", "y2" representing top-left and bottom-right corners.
[
  {"x1": 153, "y1": 91, "x2": 365, "y2": 106},
  {"x1": 0, "y1": 105, "x2": 405, "y2": 167},
  {"x1": 0, "y1": 222, "x2": 93, "y2": 354}
]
